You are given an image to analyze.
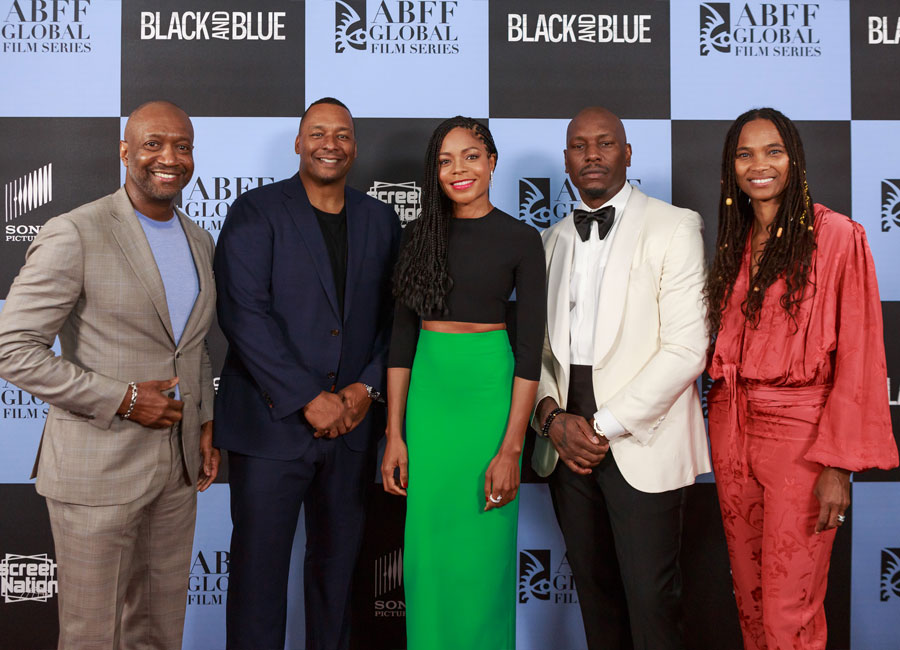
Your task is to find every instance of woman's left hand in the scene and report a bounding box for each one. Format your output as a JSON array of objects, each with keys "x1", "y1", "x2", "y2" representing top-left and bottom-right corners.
[
  {"x1": 484, "y1": 450, "x2": 521, "y2": 511},
  {"x1": 814, "y1": 466, "x2": 851, "y2": 533}
]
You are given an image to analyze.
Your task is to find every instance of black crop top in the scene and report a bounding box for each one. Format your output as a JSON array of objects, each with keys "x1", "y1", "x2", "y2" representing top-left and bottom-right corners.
[{"x1": 387, "y1": 208, "x2": 546, "y2": 381}]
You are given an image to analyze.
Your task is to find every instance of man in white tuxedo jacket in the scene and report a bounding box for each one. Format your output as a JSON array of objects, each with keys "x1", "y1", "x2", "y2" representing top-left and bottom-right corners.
[{"x1": 532, "y1": 107, "x2": 710, "y2": 650}]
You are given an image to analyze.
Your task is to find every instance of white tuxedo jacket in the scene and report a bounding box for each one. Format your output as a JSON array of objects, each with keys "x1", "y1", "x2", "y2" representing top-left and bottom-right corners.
[{"x1": 532, "y1": 186, "x2": 711, "y2": 493}]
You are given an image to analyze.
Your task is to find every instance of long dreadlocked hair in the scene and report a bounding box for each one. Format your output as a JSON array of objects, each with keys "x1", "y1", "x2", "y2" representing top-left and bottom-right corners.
[
  {"x1": 705, "y1": 107, "x2": 817, "y2": 338},
  {"x1": 393, "y1": 116, "x2": 498, "y2": 317}
]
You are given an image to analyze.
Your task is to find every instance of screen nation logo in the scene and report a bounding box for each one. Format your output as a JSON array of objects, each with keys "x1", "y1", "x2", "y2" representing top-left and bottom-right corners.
[
  {"x1": 0, "y1": 553, "x2": 58, "y2": 603},
  {"x1": 367, "y1": 181, "x2": 421, "y2": 227}
]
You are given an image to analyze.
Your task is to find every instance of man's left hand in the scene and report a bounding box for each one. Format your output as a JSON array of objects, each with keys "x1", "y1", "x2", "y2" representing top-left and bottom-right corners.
[
  {"x1": 197, "y1": 420, "x2": 220, "y2": 492},
  {"x1": 337, "y1": 383, "x2": 372, "y2": 434}
]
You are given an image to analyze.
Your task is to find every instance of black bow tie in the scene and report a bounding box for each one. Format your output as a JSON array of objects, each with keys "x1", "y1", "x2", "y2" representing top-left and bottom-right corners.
[{"x1": 572, "y1": 205, "x2": 615, "y2": 242}]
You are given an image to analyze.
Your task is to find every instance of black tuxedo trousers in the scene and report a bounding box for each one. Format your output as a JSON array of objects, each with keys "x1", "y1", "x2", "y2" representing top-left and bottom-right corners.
[{"x1": 548, "y1": 365, "x2": 687, "y2": 650}]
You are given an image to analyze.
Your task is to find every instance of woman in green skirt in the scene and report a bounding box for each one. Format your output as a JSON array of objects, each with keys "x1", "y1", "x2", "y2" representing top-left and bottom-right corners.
[{"x1": 382, "y1": 117, "x2": 546, "y2": 650}]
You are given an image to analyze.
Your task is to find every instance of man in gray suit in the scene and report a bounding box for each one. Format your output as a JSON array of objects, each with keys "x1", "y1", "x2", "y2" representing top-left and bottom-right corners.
[{"x1": 0, "y1": 101, "x2": 219, "y2": 649}]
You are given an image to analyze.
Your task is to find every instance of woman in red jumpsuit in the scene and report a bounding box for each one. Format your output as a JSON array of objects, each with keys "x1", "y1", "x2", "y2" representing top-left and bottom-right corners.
[{"x1": 705, "y1": 107, "x2": 899, "y2": 650}]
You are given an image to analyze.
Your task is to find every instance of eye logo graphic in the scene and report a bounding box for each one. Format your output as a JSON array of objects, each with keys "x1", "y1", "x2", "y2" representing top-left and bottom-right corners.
[
  {"x1": 335, "y1": 0, "x2": 366, "y2": 53},
  {"x1": 880, "y1": 548, "x2": 900, "y2": 601},
  {"x1": 518, "y1": 178, "x2": 552, "y2": 229},
  {"x1": 518, "y1": 549, "x2": 551, "y2": 603},
  {"x1": 881, "y1": 180, "x2": 900, "y2": 232},
  {"x1": 699, "y1": 3, "x2": 732, "y2": 55}
]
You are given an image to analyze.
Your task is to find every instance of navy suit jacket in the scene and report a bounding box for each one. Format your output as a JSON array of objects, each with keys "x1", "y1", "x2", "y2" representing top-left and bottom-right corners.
[{"x1": 213, "y1": 173, "x2": 400, "y2": 459}]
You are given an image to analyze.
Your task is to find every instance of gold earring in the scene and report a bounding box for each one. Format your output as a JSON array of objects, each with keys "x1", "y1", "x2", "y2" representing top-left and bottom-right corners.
[{"x1": 725, "y1": 197, "x2": 733, "y2": 206}]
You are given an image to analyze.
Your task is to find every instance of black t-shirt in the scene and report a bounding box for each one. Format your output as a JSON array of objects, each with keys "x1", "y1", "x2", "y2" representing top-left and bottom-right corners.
[
  {"x1": 388, "y1": 208, "x2": 546, "y2": 380},
  {"x1": 313, "y1": 206, "x2": 348, "y2": 317}
]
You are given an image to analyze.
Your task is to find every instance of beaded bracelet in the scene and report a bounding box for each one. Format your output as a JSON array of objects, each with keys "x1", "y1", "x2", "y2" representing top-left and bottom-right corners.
[
  {"x1": 120, "y1": 382, "x2": 138, "y2": 420},
  {"x1": 540, "y1": 407, "x2": 565, "y2": 438}
]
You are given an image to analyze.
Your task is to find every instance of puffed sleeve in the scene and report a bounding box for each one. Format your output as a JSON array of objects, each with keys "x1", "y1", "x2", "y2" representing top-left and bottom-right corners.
[
  {"x1": 806, "y1": 223, "x2": 899, "y2": 471},
  {"x1": 387, "y1": 225, "x2": 420, "y2": 369},
  {"x1": 513, "y1": 225, "x2": 547, "y2": 380}
]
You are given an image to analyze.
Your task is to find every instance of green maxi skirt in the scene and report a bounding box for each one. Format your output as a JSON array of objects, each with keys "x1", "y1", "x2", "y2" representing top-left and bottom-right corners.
[{"x1": 404, "y1": 329, "x2": 518, "y2": 650}]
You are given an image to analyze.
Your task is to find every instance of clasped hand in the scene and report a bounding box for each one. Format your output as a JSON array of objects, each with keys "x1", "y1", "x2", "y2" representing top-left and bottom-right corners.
[
  {"x1": 305, "y1": 384, "x2": 372, "y2": 438},
  {"x1": 548, "y1": 412, "x2": 609, "y2": 475}
]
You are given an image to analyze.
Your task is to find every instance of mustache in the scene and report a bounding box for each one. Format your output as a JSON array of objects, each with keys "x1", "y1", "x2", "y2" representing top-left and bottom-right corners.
[{"x1": 579, "y1": 165, "x2": 609, "y2": 176}]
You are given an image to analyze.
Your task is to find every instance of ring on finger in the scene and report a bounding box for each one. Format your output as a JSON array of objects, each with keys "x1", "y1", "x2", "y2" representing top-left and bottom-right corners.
[
  {"x1": 489, "y1": 494, "x2": 502, "y2": 504},
  {"x1": 836, "y1": 513, "x2": 846, "y2": 524}
]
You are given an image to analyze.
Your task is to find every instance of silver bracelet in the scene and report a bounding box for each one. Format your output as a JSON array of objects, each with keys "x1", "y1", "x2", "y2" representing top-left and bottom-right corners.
[{"x1": 120, "y1": 382, "x2": 138, "y2": 420}]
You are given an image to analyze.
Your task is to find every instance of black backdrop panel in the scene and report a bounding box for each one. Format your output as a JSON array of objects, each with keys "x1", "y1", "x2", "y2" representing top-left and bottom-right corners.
[
  {"x1": 121, "y1": 0, "x2": 305, "y2": 117},
  {"x1": 488, "y1": 0, "x2": 671, "y2": 119},
  {"x1": 0, "y1": 117, "x2": 120, "y2": 298},
  {"x1": 851, "y1": 2, "x2": 900, "y2": 120}
]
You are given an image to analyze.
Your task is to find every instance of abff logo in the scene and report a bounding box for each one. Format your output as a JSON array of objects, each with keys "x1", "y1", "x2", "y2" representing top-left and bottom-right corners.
[
  {"x1": 699, "y1": 2, "x2": 820, "y2": 58},
  {"x1": 518, "y1": 549, "x2": 577, "y2": 605},
  {"x1": 518, "y1": 177, "x2": 580, "y2": 230},
  {"x1": 700, "y1": 3, "x2": 731, "y2": 55},
  {"x1": 882, "y1": 179, "x2": 900, "y2": 232},
  {"x1": 333, "y1": 0, "x2": 459, "y2": 55},
  {"x1": 881, "y1": 548, "x2": 900, "y2": 601},
  {"x1": 2, "y1": 0, "x2": 92, "y2": 54}
]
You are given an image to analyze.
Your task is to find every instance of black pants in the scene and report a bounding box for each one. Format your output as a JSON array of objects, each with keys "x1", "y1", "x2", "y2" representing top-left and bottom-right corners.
[
  {"x1": 226, "y1": 438, "x2": 373, "y2": 650},
  {"x1": 548, "y1": 365, "x2": 686, "y2": 650}
]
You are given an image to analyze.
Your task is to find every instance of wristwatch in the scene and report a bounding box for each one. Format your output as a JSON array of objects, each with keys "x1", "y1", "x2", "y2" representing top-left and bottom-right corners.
[{"x1": 363, "y1": 383, "x2": 381, "y2": 402}]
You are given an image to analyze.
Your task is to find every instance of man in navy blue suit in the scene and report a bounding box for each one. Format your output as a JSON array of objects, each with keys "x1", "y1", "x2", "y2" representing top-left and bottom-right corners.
[{"x1": 214, "y1": 97, "x2": 401, "y2": 650}]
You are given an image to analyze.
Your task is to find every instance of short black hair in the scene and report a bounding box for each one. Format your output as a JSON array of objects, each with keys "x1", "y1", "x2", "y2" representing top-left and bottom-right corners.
[{"x1": 299, "y1": 97, "x2": 353, "y2": 131}]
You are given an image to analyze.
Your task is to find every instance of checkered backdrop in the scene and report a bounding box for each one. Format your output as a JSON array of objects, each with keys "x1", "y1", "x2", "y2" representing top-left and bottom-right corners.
[{"x1": 1, "y1": 1, "x2": 899, "y2": 648}]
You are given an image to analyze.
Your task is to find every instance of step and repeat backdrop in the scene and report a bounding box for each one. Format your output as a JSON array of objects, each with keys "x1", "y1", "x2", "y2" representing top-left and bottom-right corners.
[{"x1": 2, "y1": 1, "x2": 900, "y2": 648}]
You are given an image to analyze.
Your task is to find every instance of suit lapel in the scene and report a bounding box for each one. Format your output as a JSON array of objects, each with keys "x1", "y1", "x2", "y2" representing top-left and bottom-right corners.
[
  {"x1": 343, "y1": 189, "x2": 369, "y2": 323},
  {"x1": 175, "y1": 208, "x2": 212, "y2": 346},
  {"x1": 546, "y1": 217, "x2": 576, "y2": 372},
  {"x1": 109, "y1": 187, "x2": 175, "y2": 344},
  {"x1": 593, "y1": 187, "x2": 648, "y2": 367},
  {"x1": 283, "y1": 175, "x2": 341, "y2": 319}
]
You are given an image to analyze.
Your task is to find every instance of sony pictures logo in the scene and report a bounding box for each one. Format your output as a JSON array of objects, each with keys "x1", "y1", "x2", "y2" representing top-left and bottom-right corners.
[
  {"x1": 4, "y1": 163, "x2": 51, "y2": 243},
  {"x1": 698, "y1": 2, "x2": 821, "y2": 58},
  {"x1": 0, "y1": 553, "x2": 58, "y2": 603},
  {"x1": 140, "y1": 11, "x2": 286, "y2": 41},
  {"x1": 374, "y1": 547, "x2": 405, "y2": 617},
  {"x1": 881, "y1": 180, "x2": 900, "y2": 232},
  {"x1": 2, "y1": 0, "x2": 91, "y2": 54},
  {"x1": 518, "y1": 549, "x2": 577, "y2": 605},
  {"x1": 334, "y1": 0, "x2": 459, "y2": 55},
  {"x1": 367, "y1": 181, "x2": 421, "y2": 227},
  {"x1": 881, "y1": 548, "x2": 900, "y2": 601}
]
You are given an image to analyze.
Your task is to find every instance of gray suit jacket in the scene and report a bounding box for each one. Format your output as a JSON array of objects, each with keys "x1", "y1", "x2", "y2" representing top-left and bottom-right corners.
[{"x1": 0, "y1": 187, "x2": 216, "y2": 506}]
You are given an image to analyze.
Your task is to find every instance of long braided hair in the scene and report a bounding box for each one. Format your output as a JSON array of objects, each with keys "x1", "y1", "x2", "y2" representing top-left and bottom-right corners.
[
  {"x1": 705, "y1": 107, "x2": 817, "y2": 337},
  {"x1": 393, "y1": 116, "x2": 498, "y2": 317}
]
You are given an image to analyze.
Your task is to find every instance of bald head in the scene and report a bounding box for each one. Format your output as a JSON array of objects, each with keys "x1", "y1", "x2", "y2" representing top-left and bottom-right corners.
[
  {"x1": 120, "y1": 100, "x2": 195, "y2": 220},
  {"x1": 123, "y1": 101, "x2": 193, "y2": 143},
  {"x1": 564, "y1": 106, "x2": 632, "y2": 208},
  {"x1": 566, "y1": 106, "x2": 627, "y2": 145}
]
